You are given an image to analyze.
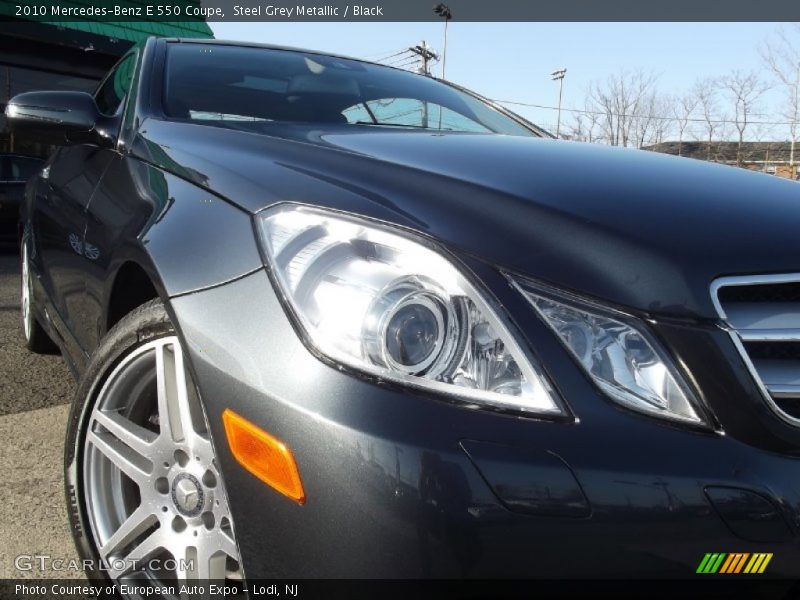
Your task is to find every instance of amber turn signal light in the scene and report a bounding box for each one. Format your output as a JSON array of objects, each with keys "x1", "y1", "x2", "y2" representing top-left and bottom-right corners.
[{"x1": 222, "y1": 409, "x2": 305, "y2": 504}]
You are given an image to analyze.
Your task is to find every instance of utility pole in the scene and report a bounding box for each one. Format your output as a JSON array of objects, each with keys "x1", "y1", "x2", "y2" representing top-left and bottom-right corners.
[
  {"x1": 409, "y1": 40, "x2": 441, "y2": 128},
  {"x1": 433, "y1": 3, "x2": 452, "y2": 79},
  {"x1": 408, "y1": 41, "x2": 439, "y2": 129},
  {"x1": 551, "y1": 68, "x2": 567, "y2": 139},
  {"x1": 791, "y1": 62, "x2": 800, "y2": 178},
  {"x1": 408, "y1": 41, "x2": 439, "y2": 76}
]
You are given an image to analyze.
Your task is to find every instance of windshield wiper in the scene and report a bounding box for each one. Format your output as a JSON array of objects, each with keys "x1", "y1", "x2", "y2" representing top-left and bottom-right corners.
[{"x1": 353, "y1": 121, "x2": 439, "y2": 129}]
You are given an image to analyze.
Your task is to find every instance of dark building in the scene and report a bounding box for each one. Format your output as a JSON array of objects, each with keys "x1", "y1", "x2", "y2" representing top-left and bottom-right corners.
[
  {"x1": 1, "y1": 5, "x2": 213, "y2": 158},
  {"x1": 645, "y1": 140, "x2": 800, "y2": 180}
]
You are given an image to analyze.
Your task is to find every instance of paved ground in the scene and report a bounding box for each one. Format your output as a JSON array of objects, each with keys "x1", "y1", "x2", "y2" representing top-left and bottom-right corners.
[
  {"x1": 0, "y1": 250, "x2": 81, "y2": 579},
  {"x1": 0, "y1": 252, "x2": 75, "y2": 416},
  {"x1": 0, "y1": 404, "x2": 82, "y2": 579}
]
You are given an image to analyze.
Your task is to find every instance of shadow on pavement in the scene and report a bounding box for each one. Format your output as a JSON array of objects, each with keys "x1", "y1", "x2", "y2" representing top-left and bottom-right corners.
[{"x1": 0, "y1": 253, "x2": 75, "y2": 416}]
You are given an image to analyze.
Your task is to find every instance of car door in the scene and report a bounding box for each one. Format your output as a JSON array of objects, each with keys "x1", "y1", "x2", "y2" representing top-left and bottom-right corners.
[
  {"x1": 34, "y1": 144, "x2": 113, "y2": 357},
  {"x1": 71, "y1": 52, "x2": 140, "y2": 350},
  {"x1": 0, "y1": 156, "x2": 11, "y2": 240},
  {"x1": 33, "y1": 53, "x2": 136, "y2": 356}
]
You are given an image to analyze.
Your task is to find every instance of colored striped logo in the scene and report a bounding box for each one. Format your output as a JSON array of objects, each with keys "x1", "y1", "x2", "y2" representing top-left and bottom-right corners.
[{"x1": 696, "y1": 553, "x2": 773, "y2": 574}]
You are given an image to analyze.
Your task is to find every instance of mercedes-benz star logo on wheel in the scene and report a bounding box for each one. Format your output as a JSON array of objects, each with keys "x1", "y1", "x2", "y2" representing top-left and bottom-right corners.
[{"x1": 171, "y1": 473, "x2": 204, "y2": 517}]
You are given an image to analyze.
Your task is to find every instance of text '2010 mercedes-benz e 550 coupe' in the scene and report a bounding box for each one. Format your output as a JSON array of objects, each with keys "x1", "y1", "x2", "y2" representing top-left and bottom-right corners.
[{"x1": 6, "y1": 37, "x2": 800, "y2": 588}]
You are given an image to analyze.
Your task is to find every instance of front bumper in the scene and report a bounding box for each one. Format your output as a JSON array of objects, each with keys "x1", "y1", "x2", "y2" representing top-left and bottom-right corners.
[{"x1": 169, "y1": 269, "x2": 800, "y2": 578}]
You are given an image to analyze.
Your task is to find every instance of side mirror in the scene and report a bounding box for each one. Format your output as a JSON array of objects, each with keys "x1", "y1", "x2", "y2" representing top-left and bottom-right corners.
[{"x1": 5, "y1": 91, "x2": 114, "y2": 147}]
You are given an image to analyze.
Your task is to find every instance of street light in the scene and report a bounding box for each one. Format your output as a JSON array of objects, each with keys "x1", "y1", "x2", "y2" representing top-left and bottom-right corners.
[
  {"x1": 551, "y1": 68, "x2": 567, "y2": 139},
  {"x1": 433, "y1": 3, "x2": 452, "y2": 79}
]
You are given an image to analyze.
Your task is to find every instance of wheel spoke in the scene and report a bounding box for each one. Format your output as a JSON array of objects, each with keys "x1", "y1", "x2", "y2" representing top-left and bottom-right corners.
[
  {"x1": 173, "y1": 544, "x2": 196, "y2": 582},
  {"x1": 196, "y1": 547, "x2": 229, "y2": 581},
  {"x1": 100, "y1": 505, "x2": 157, "y2": 560},
  {"x1": 93, "y1": 410, "x2": 157, "y2": 459},
  {"x1": 192, "y1": 432, "x2": 214, "y2": 463},
  {"x1": 172, "y1": 540, "x2": 229, "y2": 583},
  {"x1": 156, "y1": 341, "x2": 198, "y2": 445},
  {"x1": 88, "y1": 430, "x2": 151, "y2": 485},
  {"x1": 219, "y1": 528, "x2": 238, "y2": 560},
  {"x1": 106, "y1": 528, "x2": 166, "y2": 579}
]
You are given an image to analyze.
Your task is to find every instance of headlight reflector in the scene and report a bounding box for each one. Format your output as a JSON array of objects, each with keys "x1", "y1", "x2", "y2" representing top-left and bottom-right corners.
[
  {"x1": 522, "y1": 291, "x2": 704, "y2": 424},
  {"x1": 257, "y1": 206, "x2": 561, "y2": 415}
]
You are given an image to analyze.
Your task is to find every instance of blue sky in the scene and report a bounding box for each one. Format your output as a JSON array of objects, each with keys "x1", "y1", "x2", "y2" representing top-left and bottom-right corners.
[{"x1": 212, "y1": 22, "x2": 786, "y2": 135}]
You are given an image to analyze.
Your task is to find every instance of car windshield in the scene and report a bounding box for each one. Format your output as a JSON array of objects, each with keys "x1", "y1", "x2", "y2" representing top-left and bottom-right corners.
[{"x1": 163, "y1": 43, "x2": 537, "y2": 137}]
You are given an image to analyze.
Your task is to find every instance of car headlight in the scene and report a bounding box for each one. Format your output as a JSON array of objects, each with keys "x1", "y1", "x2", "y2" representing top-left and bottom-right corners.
[
  {"x1": 257, "y1": 205, "x2": 562, "y2": 415},
  {"x1": 516, "y1": 284, "x2": 705, "y2": 425}
]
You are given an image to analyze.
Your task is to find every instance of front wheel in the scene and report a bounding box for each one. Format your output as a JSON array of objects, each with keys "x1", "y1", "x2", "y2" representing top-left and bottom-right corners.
[{"x1": 64, "y1": 299, "x2": 244, "y2": 590}]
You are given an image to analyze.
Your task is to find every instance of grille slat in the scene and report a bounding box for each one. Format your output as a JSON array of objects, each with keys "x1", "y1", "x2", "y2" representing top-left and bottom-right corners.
[
  {"x1": 712, "y1": 274, "x2": 800, "y2": 424},
  {"x1": 724, "y1": 302, "x2": 800, "y2": 331},
  {"x1": 771, "y1": 385, "x2": 800, "y2": 400},
  {"x1": 740, "y1": 329, "x2": 800, "y2": 342},
  {"x1": 756, "y1": 358, "x2": 800, "y2": 386}
]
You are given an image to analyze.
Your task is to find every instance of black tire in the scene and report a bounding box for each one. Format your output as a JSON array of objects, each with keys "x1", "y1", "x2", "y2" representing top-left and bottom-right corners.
[
  {"x1": 64, "y1": 298, "x2": 173, "y2": 583},
  {"x1": 20, "y1": 241, "x2": 58, "y2": 354}
]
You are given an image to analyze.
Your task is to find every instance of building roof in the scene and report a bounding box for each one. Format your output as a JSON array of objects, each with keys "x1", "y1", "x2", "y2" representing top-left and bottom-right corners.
[
  {"x1": 644, "y1": 141, "x2": 796, "y2": 163},
  {"x1": 0, "y1": 1, "x2": 213, "y2": 44}
]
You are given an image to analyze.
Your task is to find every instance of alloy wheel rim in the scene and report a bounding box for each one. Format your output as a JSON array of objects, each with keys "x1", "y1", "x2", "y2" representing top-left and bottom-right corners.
[
  {"x1": 82, "y1": 336, "x2": 242, "y2": 583},
  {"x1": 21, "y1": 244, "x2": 32, "y2": 341}
]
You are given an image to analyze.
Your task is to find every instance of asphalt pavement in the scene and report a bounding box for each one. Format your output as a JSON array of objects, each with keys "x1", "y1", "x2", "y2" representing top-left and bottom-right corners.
[
  {"x1": 0, "y1": 252, "x2": 75, "y2": 416},
  {"x1": 0, "y1": 250, "x2": 81, "y2": 578}
]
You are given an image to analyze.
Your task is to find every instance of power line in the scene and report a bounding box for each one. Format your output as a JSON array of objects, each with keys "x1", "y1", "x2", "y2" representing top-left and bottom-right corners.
[
  {"x1": 493, "y1": 99, "x2": 798, "y2": 127},
  {"x1": 361, "y1": 48, "x2": 406, "y2": 59},
  {"x1": 382, "y1": 56, "x2": 417, "y2": 67},
  {"x1": 368, "y1": 49, "x2": 412, "y2": 62},
  {"x1": 379, "y1": 48, "x2": 414, "y2": 64},
  {"x1": 382, "y1": 57, "x2": 413, "y2": 65},
  {"x1": 388, "y1": 58, "x2": 420, "y2": 69}
]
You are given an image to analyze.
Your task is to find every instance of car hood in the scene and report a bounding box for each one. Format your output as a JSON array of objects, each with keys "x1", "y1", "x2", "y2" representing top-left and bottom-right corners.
[{"x1": 134, "y1": 120, "x2": 800, "y2": 319}]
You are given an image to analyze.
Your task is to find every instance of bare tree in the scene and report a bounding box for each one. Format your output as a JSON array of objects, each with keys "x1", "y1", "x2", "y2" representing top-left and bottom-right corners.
[
  {"x1": 693, "y1": 77, "x2": 723, "y2": 161},
  {"x1": 761, "y1": 26, "x2": 800, "y2": 175},
  {"x1": 566, "y1": 106, "x2": 601, "y2": 143},
  {"x1": 636, "y1": 94, "x2": 673, "y2": 148},
  {"x1": 588, "y1": 69, "x2": 660, "y2": 147},
  {"x1": 658, "y1": 96, "x2": 677, "y2": 144},
  {"x1": 670, "y1": 92, "x2": 698, "y2": 156},
  {"x1": 631, "y1": 92, "x2": 657, "y2": 148},
  {"x1": 721, "y1": 70, "x2": 769, "y2": 166}
]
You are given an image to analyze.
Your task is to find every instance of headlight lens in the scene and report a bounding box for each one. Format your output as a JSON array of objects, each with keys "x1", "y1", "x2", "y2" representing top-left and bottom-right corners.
[
  {"x1": 522, "y1": 290, "x2": 704, "y2": 424},
  {"x1": 257, "y1": 205, "x2": 562, "y2": 415}
]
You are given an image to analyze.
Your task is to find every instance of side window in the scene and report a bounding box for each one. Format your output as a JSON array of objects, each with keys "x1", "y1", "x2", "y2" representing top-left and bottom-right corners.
[
  {"x1": 366, "y1": 98, "x2": 426, "y2": 127},
  {"x1": 94, "y1": 54, "x2": 136, "y2": 116},
  {"x1": 343, "y1": 97, "x2": 492, "y2": 132},
  {"x1": 9, "y1": 158, "x2": 43, "y2": 182}
]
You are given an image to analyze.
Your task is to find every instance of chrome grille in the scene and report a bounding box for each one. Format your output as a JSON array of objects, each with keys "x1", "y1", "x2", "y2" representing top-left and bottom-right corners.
[{"x1": 711, "y1": 274, "x2": 800, "y2": 425}]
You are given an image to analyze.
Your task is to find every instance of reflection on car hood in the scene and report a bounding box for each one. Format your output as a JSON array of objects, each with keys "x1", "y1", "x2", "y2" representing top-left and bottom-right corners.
[{"x1": 134, "y1": 120, "x2": 800, "y2": 318}]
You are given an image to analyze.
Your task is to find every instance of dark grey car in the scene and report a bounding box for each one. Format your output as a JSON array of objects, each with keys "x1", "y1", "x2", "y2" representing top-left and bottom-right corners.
[{"x1": 5, "y1": 37, "x2": 800, "y2": 592}]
